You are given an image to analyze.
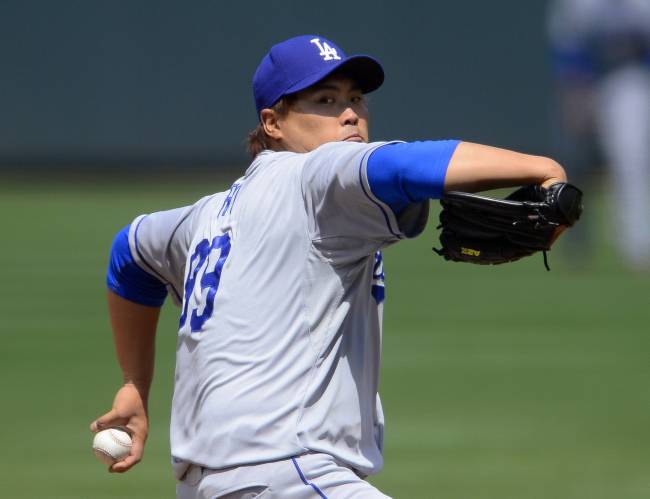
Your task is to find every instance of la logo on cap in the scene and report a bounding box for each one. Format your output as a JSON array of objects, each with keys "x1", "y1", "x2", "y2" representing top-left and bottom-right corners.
[{"x1": 310, "y1": 38, "x2": 341, "y2": 61}]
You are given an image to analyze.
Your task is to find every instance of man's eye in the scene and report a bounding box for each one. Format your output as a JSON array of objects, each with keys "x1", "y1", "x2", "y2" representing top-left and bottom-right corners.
[
  {"x1": 351, "y1": 95, "x2": 365, "y2": 104},
  {"x1": 318, "y1": 96, "x2": 335, "y2": 104}
]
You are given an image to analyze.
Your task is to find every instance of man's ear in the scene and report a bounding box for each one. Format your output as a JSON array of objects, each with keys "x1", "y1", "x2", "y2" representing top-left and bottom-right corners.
[{"x1": 260, "y1": 109, "x2": 282, "y2": 141}]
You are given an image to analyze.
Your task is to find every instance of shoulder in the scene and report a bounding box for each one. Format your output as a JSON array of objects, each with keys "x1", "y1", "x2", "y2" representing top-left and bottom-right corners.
[
  {"x1": 309, "y1": 140, "x2": 388, "y2": 158},
  {"x1": 303, "y1": 141, "x2": 391, "y2": 174},
  {"x1": 244, "y1": 150, "x2": 306, "y2": 181}
]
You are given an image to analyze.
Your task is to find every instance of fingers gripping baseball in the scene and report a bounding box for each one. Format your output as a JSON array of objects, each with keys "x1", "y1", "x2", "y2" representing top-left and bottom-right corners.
[{"x1": 90, "y1": 383, "x2": 149, "y2": 473}]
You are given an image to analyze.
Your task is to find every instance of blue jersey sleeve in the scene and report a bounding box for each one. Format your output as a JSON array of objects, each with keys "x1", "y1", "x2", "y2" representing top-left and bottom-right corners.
[
  {"x1": 106, "y1": 224, "x2": 168, "y2": 307},
  {"x1": 366, "y1": 140, "x2": 460, "y2": 214}
]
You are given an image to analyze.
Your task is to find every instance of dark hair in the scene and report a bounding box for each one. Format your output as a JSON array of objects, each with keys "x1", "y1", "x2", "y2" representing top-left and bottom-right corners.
[{"x1": 246, "y1": 95, "x2": 296, "y2": 158}]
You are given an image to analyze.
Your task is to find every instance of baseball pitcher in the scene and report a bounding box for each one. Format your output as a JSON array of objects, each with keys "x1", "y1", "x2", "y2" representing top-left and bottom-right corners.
[{"x1": 91, "y1": 35, "x2": 579, "y2": 498}]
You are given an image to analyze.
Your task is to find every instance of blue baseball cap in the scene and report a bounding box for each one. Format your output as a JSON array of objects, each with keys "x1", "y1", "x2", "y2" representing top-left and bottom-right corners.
[{"x1": 253, "y1": 35, "x2": 384, "y2": 115}]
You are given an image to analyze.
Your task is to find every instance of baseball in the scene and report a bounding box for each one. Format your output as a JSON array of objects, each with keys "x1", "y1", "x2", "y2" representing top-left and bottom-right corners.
[{"x1": 92, "y1": 427, "x2": 132, "y2": 466}]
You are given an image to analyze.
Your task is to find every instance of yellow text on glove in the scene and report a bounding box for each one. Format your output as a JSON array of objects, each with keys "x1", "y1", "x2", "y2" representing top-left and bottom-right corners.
[{"x1": 461, "y1": 247, "x2": 481, "y2": 257}]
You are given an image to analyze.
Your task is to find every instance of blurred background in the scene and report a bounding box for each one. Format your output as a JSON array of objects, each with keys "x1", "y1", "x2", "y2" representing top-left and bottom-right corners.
[{"x1": 1, "y1": 1, "x2": 648, "y2": 498}]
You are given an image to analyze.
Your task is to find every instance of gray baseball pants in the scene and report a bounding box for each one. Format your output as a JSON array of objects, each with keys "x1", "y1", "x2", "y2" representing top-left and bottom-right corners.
[{"x1": 176, "y1": 452, "x2": 392, "y2": 499}]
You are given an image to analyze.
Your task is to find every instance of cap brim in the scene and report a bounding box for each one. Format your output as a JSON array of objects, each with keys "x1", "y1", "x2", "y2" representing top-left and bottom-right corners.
[{"x1": 283, "y1": 54, "x2": 384, "y2": 97}]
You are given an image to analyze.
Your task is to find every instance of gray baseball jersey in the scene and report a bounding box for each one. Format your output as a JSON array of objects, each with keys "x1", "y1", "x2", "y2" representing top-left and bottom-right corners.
[{"x1": 127, "y1": 141, "x2": 429, "y2": 479}]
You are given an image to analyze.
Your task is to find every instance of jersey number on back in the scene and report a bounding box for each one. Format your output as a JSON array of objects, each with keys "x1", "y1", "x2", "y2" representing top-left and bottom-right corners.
[{"x1": 179, "y1": 233, "x2": 231, "y2": 332}]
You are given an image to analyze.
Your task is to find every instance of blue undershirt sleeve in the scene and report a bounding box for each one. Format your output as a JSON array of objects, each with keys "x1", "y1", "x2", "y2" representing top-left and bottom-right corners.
[
  {"x1": 366, "y1": 140, "x2": 461, "y2": 214},
  {"x1": 106, "y1": 224, "x2": 168, "y2": 307}
]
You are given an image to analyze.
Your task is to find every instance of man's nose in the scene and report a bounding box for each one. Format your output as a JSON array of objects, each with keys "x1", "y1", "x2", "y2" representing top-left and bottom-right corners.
[{"x1": 340, "y1": 107, "x2": 359, "y2": 126}]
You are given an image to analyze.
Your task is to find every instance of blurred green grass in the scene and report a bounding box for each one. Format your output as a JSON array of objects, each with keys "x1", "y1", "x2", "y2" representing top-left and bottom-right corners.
[{"x1": 0, "y1": 176, "x2": 648, "y2": 499}]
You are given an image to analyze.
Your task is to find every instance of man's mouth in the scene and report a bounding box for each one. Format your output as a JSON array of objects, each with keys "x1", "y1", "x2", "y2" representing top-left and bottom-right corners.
[{"x1": 344, "y1": 134, "x2": 364, "y2": 142}]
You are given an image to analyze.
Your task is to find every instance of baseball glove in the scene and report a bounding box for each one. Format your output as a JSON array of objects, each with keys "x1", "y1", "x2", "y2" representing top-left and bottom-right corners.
[{"x1": 433, "y1": 182, "x2": 583, "y2": 270}]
